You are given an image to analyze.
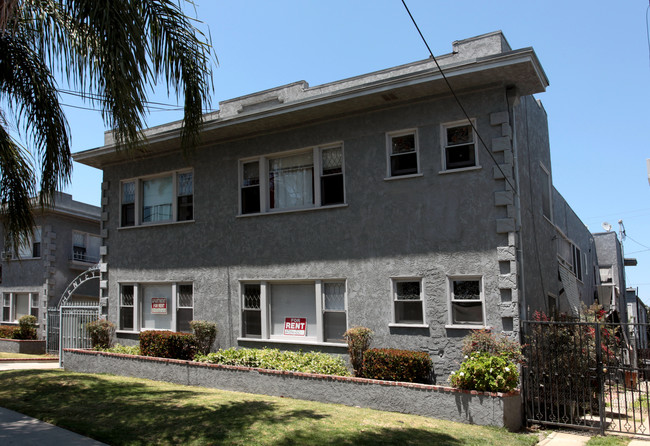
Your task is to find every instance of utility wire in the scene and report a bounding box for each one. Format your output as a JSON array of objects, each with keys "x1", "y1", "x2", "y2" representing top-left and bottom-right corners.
[
  {"x1": 59, "y1": 88, "x2": 217, "y2": 112},
  {"x1": 400, "y1": 0, "x2": 517, "y2": 194}
]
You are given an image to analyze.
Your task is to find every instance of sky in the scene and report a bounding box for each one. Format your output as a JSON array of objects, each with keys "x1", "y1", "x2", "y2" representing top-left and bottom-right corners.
[{"x1": 59, "y1": 1, "x2": 650, "y2": 303}]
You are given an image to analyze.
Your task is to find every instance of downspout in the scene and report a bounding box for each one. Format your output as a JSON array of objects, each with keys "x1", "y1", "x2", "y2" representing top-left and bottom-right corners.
[{"x1": 506, "y1": 87, "x2": 526, "y2": 329}]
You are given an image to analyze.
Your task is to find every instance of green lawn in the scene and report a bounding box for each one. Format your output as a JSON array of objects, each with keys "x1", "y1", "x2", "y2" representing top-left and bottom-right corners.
[
  {"x1": 0, "y1": 352, "x2": 57, "y2": 359},
  {"x1": 0, "y1": 369, "x2": 539, "y2": 446}
]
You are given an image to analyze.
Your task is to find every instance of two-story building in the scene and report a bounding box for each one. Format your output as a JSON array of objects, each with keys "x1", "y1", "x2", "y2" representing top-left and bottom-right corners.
[
  {"x1": 74, "y1": 31, "x2": 605, "y2": 380},
  {"x1": 0, "y1": 192, "x2": 101, "y2": 337}
]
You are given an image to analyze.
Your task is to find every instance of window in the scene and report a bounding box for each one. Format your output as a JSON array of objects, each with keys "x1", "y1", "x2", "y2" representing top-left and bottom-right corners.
[
  {"x1": 572, "y1": 244, "x2": 583, "y2": 281},
  {"x1": 448, "y1": 277, "x2": 484, "y2": 327},
  {"x1": 119, "y1": 285, "x2": 135, "y2": 331},
  {"x1": 120, "y1": 170, "x2": 193, "y2": 227},
  {"x1": 540, "y1": 163, "x2": 552, "y2": 220},
  {"x1": 387, "y1": 130, "x2": 419, "y2": 177},
  {"x1": 240, "y1": 280, "x2": 347, "y2": 344},
  {"x1": 240, "y1": 144, "x2": 345, "y2": 215},
  {"x1": 118, "y1": 283, "x2": 193, "y2": 332},
  {"x1": 242, "y1": 284, "x2": 262, "y2": 337},
  {"x1": 6, "y1": 227, "x2": 41, "y2": 259},
  {"x1": 72, "y1": 231, "x2": 101, "y2": 263},
  {"x1": 442, "y1": 121, "x2": 477, "y2": 171},
  {"x1": 391, "y1": 279, "x2": 424, "y2": 325},
  {"x1": 323, "y1": 282, "x2": 346, "y2": 342},
  {"x1": 1, "y1": 292, "x2": 39, "y2": 322}
]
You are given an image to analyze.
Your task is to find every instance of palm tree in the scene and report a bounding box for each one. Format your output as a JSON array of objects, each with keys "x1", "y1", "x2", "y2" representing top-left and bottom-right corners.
[{"x1": 0, "y1": 0, "x2": 214, "y2": 251}]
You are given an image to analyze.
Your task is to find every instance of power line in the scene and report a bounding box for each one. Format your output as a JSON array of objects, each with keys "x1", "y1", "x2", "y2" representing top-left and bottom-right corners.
[
  {"x1": 400, "y1": 0, "x2": 518, "y2": 194},
  {"x1": 59, "y1": 88, "x2": 217, "y2": 112},
  {"x1": 646, "y1": 3, "x2": 650, "y2": 68}
]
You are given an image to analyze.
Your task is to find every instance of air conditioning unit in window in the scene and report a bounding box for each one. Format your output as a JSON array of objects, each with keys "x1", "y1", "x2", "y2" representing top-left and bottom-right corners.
[{"x1": 1, "y1": 251, "x2": 13, "y2": 261}]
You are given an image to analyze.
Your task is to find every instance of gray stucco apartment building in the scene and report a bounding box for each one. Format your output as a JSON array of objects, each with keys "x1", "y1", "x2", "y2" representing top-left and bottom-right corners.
[
  {"x1": 0, "y1": 192, "x2": 101, "y2": 336},
  {"x1": 74, "y1": 31, "x2": 608, "y2": 380}
]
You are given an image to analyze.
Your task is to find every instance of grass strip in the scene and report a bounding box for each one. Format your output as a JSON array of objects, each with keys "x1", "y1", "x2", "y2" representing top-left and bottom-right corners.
[{"x1": 0, "y1": 369, "x2": 538, "y2": 446}]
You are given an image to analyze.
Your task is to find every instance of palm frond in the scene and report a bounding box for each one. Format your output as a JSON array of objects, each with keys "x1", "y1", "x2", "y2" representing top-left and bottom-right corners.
[
  {"x1": 0, "y1": 30, "x2": 71, "y2": 206},
  {"x1": 0, "y1": 123, "x2": 35, "y2": 256}
]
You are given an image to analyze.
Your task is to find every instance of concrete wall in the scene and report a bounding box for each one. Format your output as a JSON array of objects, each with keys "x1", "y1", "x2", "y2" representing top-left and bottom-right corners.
[
  {"x1": 101, "y1": 87, "x2": 529, "y2": 381},
  {"x1": 0, "y1": 338, "x2": 46, "y2": 354},
  {"x1": 63, "y1": 348, "x2": 522, "y2": 431}
]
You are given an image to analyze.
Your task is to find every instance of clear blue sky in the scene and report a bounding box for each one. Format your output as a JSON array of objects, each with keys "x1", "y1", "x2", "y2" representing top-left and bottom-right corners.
[{"x1": 62, "y1": 1, "x2": 650, "y2": 304}]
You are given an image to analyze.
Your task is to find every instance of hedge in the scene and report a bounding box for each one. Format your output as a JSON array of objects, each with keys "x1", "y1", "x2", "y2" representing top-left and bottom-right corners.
[
  {"x1": 139, "y1": 331, "x2": 198, "y2": 360},
  {"x1": 0, "y1": 325, "x2": 19, "y2": 339},
  {"x1": 362, "y1": 348, "x2": 432, "y2": 383}
]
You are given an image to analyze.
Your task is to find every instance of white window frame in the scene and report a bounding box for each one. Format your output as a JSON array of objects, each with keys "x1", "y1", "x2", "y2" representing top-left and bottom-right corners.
[
  {"x1": 4, "y1": 227, "x2": 41, "y2": 260},
  {"x1": 116, "y1": 282, "x2": 193, "y2": 333},
  {"x1": 540, "y1": 162, "x2": 552, "y2": 222},
  {"x1": 71, "y1": 230, "x2": 101, "y2": 263},
  {"x1": 385, "y1": 129, "x2": 421, "y2": 180},
  {"x1": 1, "y1": 292, "x2": 39, "y2": 323},
  {"x1": 119, "y1": 169, "x2": 194, "y2": 228},
  {"x1": 238, "y1": 143, "x2": 346, "y2": 216},
  {"x1": 572, "y1": 244, "x2": 583, "y2": 282},
  {"x1": 238, "y1": 280, "x2": 348, "y2": 346},
  {"x1": 446, "y1": 276, "x2": 486, "y2": 329},
  {"x1": 389, "y1": 277, "x2": 427, "y2": 328},
  {"x1": 440, "y1": 119, "x2": 480, "y2": 173}
]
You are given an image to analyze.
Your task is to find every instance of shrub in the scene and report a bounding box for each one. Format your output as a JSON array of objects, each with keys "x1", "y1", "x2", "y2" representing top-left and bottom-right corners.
[
  {"x1": 0, "y1": 325, "x2": 19, "y2": 339},
  {"x1": 450, "y1": 352, "x2": 518, "y2": 392},
  {"x1": 190, "y1": 320, "x2": 217, "y2": 355},
  {"x1": 343, "y1": 326, "x2": 373, "y2": 376},
  {"x1": 195, "y1": 347, "x2": 350, "y2": 376},
  {"x1": 15, "y1": 315, "x2": 37, "y2": 340},
  {"x1": 103, "y1": 344, "x2": 140, "y2": 355},
  {"x1": 461, "y1": 329, "x2": 524, "y2": 364},
  {"x1": 139, "y1": 330, "x2": 198, "y2": 360},
  {"x1": 86, "y1": 319, "x2": 116, "y2": 349},
  {"x1": 361, "y1": 348, "x2": 432, "y2": 383}
]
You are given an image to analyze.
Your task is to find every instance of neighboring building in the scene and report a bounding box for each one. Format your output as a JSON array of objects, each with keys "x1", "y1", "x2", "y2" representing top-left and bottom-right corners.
[
  {"x1": 626, "y1": 287, "x2": 647, "y2": 350},
  {"x1": 593, "y1": 231, "x2": 630, "y2": 322},
  {"x1": 74, "y1": 31, "x2": 613, "y2": 381},
  {"x1": 0, "y1": 192, "x2": 101, "y2": 336}
]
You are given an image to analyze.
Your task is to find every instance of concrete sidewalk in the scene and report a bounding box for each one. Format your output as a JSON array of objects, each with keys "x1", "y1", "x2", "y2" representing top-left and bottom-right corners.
[
  {"x1": 540, "y1": 431, "x2": 650, "y2": 445},
  {"x1": 0, "y1": 407, "x2": 107, "y2": 445},
  {"x1": 0, "y1": 361, "x2": 60, "y2": 371}
]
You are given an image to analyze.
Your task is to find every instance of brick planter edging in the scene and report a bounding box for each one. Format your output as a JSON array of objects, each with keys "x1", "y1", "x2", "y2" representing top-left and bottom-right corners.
[
  {"x1": 0, "y1": 338, "x2": 46, "y2": 355},
  {"x1": 63, "y1": 348, "x2": 522, "y2": 431}
]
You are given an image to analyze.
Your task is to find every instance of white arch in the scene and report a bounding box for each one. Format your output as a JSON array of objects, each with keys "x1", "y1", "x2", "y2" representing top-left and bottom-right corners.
[{"x1": 58, "y1": 264, "x2": 101, "y2": 308}]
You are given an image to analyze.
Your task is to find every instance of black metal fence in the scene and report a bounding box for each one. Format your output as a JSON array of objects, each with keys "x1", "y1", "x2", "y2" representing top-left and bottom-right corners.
[{"x1": 522, "y1": 320, "x2": 650, "y2": 436}]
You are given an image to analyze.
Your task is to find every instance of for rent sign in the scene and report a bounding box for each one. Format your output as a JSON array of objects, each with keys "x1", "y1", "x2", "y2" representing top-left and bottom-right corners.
[
  {"x1": 151, "y1": 297, "x2": 167, "y2": 315},
  {"x1": 283, "y1": 317, "x2": 307, "y2": 336}
]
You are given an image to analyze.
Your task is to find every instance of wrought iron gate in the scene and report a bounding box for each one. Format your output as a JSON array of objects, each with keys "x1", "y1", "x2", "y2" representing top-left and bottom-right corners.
[
  {"x1": 46, "y1": 265, "x2": 101, "y2": 362},
  {"x1": 522, "y1": 320, "x2": 650, "y2": 437},
  {"x1": 56, "y1": 304, "x2": 100, "y2": 366}
]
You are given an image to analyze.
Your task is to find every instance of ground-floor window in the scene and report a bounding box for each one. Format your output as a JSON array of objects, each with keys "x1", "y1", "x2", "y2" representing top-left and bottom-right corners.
[
  {"x1": 1, "y1": 292, "x2": 39, "y2": 322},
  {"x1": 447, "y1": 276, "x2": 485, "y2": 327},
  {"x1": 391, "y1": 278, "x2": 425, "y2": 325},
  {"x1": 240, "y1": 280, "x2": 347, "y2": 344},
  {"x1": 118, "y1": 283, "x2": 193, "y2": 332}
]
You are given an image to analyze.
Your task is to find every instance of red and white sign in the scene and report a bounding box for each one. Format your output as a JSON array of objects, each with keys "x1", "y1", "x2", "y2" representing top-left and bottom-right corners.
[
  {"x1": 151, "y1": 297, "x2": 167, "y2": 315},
  {"x1": 283, "y1": 317, "x2": 306, "y2": 336}
]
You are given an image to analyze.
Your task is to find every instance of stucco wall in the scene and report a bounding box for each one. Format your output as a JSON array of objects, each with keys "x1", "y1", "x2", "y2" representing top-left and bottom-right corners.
[
  {"x1": 101, "y1": 87, "x2": 527, "y2": 381},
  {"x1": 63, "y1": 349, "x2": 522, "y2": 431}
]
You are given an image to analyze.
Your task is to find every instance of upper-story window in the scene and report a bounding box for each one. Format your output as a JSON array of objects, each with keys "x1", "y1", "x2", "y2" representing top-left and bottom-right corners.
[
  {"x1": 442, "y1": 121, "x2": 478, "y2": 171},
  {"x1": 120, "y1": 170, "x2": 193, "y2": 227},
  {"x1": 386, "y1": 130, "x2": 419, "y2": 178},
  {"x1": 3, "y1": 227, "x2": 41, "y2": 260},
  {"x1": 240, "y1": 144, "x2": 345, "y2": 215},
  {"x1": 72, "y1": 231, "x2": 101, "y2": 263}
]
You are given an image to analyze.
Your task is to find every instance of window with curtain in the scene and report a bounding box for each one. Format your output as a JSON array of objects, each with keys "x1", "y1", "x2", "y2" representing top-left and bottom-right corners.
[
  {"x1": 142, "y1": 176, "x2": 173, "y2": 223},
  {"x1": 269, "y1": 152, "x2": 314, "y2": 210}
]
